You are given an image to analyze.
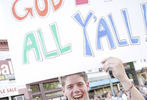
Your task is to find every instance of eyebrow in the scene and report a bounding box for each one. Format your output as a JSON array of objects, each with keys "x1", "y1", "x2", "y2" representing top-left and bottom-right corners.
[
  {"x1": 66, "y1": 83, "x2": 73, "y2": 87},
  {"x1": 66, "y1": 82, "x2": 84, "y2": 86}
]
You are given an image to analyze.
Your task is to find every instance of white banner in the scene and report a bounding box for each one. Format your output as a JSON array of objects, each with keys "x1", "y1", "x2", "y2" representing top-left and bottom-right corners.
[
  {"x1": 0, "y1": 84, "x2": 18, "y2": 98},
  {"x1": 0, "y1": 0, "x2": 147, "y2": 84}
]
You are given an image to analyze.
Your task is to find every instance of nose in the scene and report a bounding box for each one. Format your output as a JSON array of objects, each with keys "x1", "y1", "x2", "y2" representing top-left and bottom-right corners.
[{"x1": 73, "y1": 85, "x2": 80, "y2": 93}]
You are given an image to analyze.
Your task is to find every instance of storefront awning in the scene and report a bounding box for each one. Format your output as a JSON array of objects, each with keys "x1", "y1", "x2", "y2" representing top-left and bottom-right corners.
[{"x1": 89, "y1": 78, "x2": 119, "y2": 88}]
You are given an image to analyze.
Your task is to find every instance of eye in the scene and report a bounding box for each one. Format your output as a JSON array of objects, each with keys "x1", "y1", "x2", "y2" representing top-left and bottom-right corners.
[
  {"x1": 77, "y1": 82, "x2": 84, "y2": 87},
  {"x1": 67, "y1": 85, "x2": 73, "y2": 89}
]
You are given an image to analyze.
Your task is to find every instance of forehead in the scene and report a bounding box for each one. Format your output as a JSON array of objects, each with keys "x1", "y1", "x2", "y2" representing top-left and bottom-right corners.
[{"x1": 64, "y1": 74, "x2": 85, "y2": 85}]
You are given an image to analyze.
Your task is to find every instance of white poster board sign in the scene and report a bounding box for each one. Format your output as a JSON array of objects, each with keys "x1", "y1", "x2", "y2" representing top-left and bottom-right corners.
[{"x1": 0, "y1": 0, "x2": 147, "y2": 84}]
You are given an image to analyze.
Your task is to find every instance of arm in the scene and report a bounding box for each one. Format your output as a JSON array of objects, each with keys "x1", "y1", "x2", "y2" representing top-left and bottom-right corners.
[{"x1": 102, "y1": 57, "x2": 145, "y2": 100}]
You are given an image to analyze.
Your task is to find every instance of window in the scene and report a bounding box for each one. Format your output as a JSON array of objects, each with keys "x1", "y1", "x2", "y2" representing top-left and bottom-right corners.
[
  {"x1": 43, "y1": 81, "x2": 61, "y2": 90},
  {"x1": 46, "y1": 91, "x2": 63, "y2": 99},
  {"x1": 27, "y1": 78, "x2": 61, "y2": 100},
  {"x1": 0, "y1": 97, "x2": 9, "y2": 100},
  {"x1": 33, "y1": 95, "x2": 42, "y2": 100},
  {"x1": 12, "y1": 95, "x2": 25, "y2": 100},
  {"x1": 30, "y1": 84, "x2": 40, "y2": 93}
]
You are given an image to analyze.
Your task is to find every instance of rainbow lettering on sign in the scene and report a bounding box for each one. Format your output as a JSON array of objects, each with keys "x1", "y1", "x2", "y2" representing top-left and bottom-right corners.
[
  {"x1": 12, "y1": 0, "x2": 63, "y2": 20},
  {"x1": 73, "y1": 3, "x2": 147, "y2": 56},
  {"x1": 23, "y1": 24, "x2": 71, "y2": 64},
  {"x1": 23, "y1": 2, "x2": 147, "y2": 63}
]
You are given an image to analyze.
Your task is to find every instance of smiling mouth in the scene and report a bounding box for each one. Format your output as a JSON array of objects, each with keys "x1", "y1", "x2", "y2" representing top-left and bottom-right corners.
[{"x1": 73, "y1": 95, "x2": 83, "y2": 100}]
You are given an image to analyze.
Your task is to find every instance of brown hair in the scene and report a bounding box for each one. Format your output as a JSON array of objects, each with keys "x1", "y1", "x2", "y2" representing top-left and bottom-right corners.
[{"x1": 59, "y1": 72, "x2": 88, "y2": 87}]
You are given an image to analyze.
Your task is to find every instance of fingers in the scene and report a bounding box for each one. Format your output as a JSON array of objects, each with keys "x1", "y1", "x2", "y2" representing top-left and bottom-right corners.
[
  {"x1": 102, "y1": 59, "x2": 111, "y2": 72},
  {"x1": 101, "y1": 57, "x2": 116, "y2": 72},
  {"x1": 101, "y1": 57, "x2": 128, "y2": 82},
  {"x1": 101, "y1": 57, "x2": 110, "y2": 64},
  {"x1": 101, "y1": 57, "x2": 110, "y2": 72},
  {"x1": 101, "y1": 57, "x2": 114, "y2": 64}
]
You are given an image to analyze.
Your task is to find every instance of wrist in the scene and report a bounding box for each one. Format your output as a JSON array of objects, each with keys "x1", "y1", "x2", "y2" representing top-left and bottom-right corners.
[{"x1": 120, "y1": 77, "x2": 132, "y2": 90}]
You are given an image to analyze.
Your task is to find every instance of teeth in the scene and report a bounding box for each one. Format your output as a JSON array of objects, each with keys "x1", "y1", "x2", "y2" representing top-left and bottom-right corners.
[{"x1": 73, "y1": 95, "x2": 82, "y2": 99}]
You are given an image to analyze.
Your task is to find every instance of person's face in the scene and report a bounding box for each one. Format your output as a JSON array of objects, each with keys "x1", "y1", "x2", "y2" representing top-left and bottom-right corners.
[
  {"x1": 62, "y1": 74, "x2": 89, "y2": 100},
  {"x1": 107, "y1": 92, "x2": 111, "y2": 98},
  {"x1": 94, "y1": 96, "x2": 99, "y2": 100}
]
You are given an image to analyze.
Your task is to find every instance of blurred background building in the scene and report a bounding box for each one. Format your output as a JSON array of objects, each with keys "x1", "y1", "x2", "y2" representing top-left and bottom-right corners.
[{"x1": 0, "y1": 40, "x2": 29, "y2": 100}]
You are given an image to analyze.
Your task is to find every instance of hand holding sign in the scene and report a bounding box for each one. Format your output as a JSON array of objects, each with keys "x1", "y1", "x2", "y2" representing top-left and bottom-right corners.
[
  {"x1": 102, "y1": 57, "x2": 128, "y2": 82},
  {"x1": 101, "y1": 57, "x2": 145, "y2": 100}
]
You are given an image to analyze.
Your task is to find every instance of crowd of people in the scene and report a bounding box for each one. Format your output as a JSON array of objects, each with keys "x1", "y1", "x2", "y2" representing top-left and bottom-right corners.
[
  {"x1": 89, "y1": 85, "x2": 147, "y2": 100},
  {"x1": 89, "y1": 90, "x2": 127, "y2": 100},
  {"x1": 137, "y1": 85, "x2": 147, "y2": 100}
]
